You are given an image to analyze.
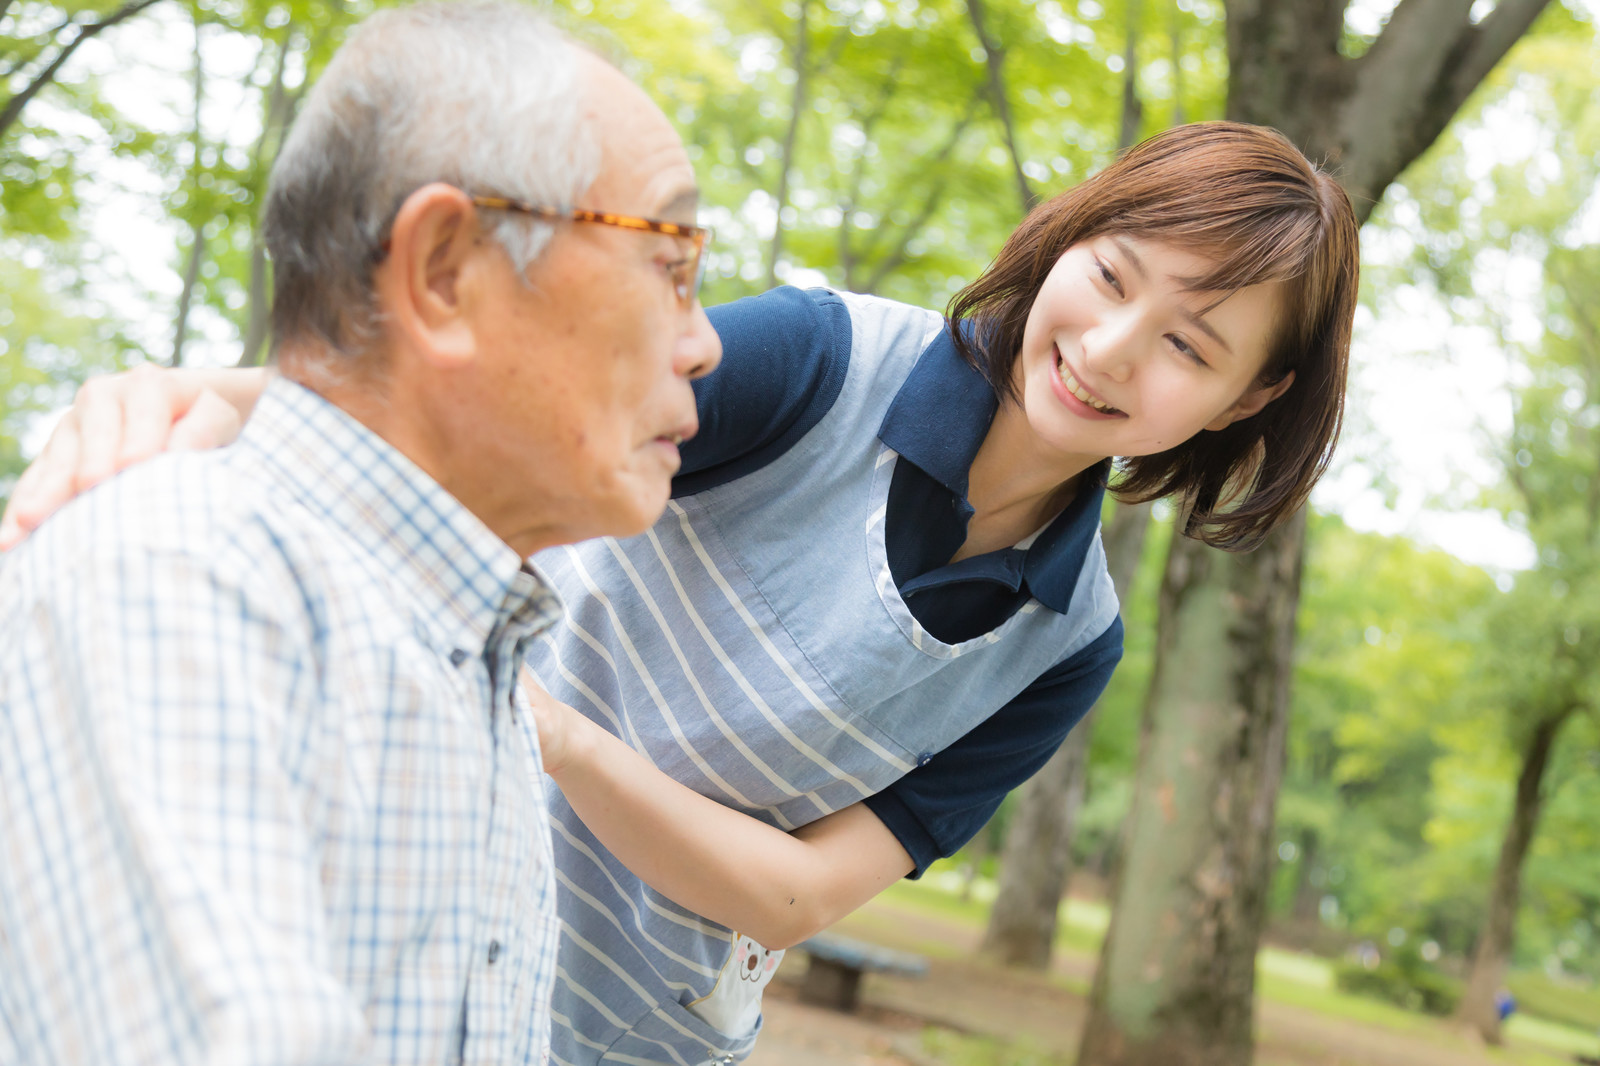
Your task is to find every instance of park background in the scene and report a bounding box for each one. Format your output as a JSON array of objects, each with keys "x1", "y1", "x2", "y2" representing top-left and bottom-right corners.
[{"x1": 1, "y1": 0, "x2": 1597, "y2": 1063}]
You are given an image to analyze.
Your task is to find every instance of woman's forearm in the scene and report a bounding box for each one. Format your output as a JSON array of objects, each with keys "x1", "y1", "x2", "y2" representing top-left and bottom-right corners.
[{"x1": 546, "y1": 712, "x2": 913, "y2": 949}]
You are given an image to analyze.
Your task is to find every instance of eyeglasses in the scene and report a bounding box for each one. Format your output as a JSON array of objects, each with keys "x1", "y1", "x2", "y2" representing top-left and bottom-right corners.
[{"x1": 470, "y1": 194, "x2": 711, "y2": 309}]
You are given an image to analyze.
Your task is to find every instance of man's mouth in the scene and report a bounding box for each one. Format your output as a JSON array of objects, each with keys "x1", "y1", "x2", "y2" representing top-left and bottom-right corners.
[{"x1": 1055, "y1": 349, "x2": 1121, "y2": 415}]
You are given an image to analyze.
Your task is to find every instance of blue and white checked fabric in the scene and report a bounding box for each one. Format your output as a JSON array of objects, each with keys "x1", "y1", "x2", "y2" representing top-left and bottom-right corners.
[{"x1": 0, "y1": 376, "x2": 564, "y2": 1066}]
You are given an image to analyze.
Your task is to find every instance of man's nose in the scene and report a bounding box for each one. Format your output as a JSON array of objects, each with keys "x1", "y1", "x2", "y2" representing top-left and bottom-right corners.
[{"x1": 677, "y1": 302, "x2": 723, "y2": 380}]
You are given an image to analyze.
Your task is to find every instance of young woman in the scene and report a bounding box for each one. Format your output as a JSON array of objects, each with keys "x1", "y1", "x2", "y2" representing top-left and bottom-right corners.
[{"x1": 2, "y1": 120, "x2": 1357, "y2": 1066}]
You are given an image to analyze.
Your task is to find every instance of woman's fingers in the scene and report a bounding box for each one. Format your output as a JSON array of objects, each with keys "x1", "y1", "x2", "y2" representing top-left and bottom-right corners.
[
  {"x1": 0, "y1": 364, "x2": 221, "y2": 551},
  {"x1": 72, "y1": 369, "x2": 143, "y2": 492},
  {"x1": 168, "y1": 388, "x2": 245, "y2": 452},
  {"x1": 0, "y1": 409, "x2": 84, "y2": 550}
]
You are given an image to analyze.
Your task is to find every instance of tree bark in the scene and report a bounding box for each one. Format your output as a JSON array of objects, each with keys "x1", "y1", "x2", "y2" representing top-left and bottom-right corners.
[
  {"x1": 764, "y1": 0, "x2": 810, "y2": 290},
  {"x1": 1455, "y1": 706, "x2": 1576, "y2": 1043},
  {"x1": 981, "y1": 500, "x2": 1153, "y2": 968},
  {"x1": 0, "y1": 0, "x2": 164, "y2": 142},
  {"x1": 1079, "y1": 0, "x2": 1555, "y2": 1057},
  {"x1": 1079, "y1": 510, "x2": 1303, "y2": 1066}
]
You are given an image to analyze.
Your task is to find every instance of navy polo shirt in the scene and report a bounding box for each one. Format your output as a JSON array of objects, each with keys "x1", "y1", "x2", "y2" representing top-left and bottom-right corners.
[{"x1": 679, "y1": 286, "x2": 1123, "y2": 874}]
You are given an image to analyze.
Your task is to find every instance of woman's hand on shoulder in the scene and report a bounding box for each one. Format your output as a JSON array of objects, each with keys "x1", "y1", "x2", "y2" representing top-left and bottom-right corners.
[{"x1": 0, "y1": 365, "x2": 267, "y2": 550}]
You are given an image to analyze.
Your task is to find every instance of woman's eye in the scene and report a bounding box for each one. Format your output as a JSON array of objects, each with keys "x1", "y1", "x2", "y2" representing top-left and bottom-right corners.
[
  {"x1": 1094, "y1": 260, "x2": 1122, "y2": 294},
  {"x1": 1170, "y1": 335, "x2": 1207, "y2": 366}
]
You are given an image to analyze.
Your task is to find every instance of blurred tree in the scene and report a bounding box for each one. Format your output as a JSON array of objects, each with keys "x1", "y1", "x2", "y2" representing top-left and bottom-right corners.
[
  {"x1": 1078, "y1": 0, "x2": 1582, "y2": 1061},
  {"x1": 1454, "y1": 245, "x2": 1600, "y2": 1042}
]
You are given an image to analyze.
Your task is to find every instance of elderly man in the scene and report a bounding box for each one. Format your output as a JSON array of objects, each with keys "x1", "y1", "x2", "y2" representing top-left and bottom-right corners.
[{"x1": 0, "y1": 3, "x2": 719, "y2": 1063}]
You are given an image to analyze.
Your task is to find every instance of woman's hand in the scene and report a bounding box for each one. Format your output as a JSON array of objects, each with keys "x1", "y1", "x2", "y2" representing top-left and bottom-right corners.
[
  {"x1": 519, "y1": 667, "x2": 593, "y2": 776},
  {"x1": 0, "y1": 365, "x2": 268, "y2": 550},
  {"x1": 522, "y1": 667, "x2": 914, "y2": 948}
]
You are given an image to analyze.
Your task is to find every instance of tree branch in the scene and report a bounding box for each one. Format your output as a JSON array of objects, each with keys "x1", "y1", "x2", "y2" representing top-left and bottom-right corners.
[
  {"x1": 0, "y1": 0, "x2": 164, "y2": 142},
  {"x1": 965, "y1": 0, "x2": 1037, "y2": 214},
  {"x1": 1336, "y1": 0, "x2": 1553, "y2": 209},
  {"x1": 1450, "y1": 0, "x2": 1556, "y2": 105}
]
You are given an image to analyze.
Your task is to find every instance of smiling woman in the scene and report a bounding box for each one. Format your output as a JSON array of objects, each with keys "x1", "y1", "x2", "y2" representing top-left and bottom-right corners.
[{"x1": 951, "y1": 121, "x2": 1358, "y2": 550}]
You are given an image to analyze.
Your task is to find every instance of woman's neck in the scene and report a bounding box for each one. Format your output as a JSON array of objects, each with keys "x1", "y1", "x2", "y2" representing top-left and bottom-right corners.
[{"x1": 953, "y1": 399, "x2": 1105, "y2": 562}]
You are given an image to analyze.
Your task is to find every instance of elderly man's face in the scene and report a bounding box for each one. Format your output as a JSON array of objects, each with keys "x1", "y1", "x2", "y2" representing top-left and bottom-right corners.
[{"x1": 469, "y1": 52, "x2": 722, "y2": 549}]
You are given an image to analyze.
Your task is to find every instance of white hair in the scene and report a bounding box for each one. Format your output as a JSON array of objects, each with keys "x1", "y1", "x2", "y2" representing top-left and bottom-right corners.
[{"x1": 264, "y1": 1, "x2": 602, "y2": 360}]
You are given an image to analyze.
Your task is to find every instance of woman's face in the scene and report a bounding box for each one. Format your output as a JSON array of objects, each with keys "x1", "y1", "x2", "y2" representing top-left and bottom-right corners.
[{"x1": 1015, "y1": 233, "x2": 1292, "y2": 467}]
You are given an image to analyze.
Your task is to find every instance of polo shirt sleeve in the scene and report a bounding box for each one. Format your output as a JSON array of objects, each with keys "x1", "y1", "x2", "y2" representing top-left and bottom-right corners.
[
  {"x1": 862, "y1": 615, "x2": 1124, "y2": 877},
  {"x1": 671, "y1": 286, "x2": 852, "y2": 497}
]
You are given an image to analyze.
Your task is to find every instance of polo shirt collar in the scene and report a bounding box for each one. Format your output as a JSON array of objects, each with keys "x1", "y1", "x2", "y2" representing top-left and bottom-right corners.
[{"x1": 877, "y1": 325, "x2": 1112, "y2": 615}]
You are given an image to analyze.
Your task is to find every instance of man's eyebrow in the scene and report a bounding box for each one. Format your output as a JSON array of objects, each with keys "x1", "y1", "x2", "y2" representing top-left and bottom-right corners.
[{"x1": 1109, "y1": 234, "x2": 1235, "y2": 358}]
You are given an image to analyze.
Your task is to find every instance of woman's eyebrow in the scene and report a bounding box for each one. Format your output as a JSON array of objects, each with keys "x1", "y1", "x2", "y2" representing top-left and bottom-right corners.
[
  {"x1": 1109, "y1": 234, "x2": 1235, "y2": 357},
  {"x1": 1184, "y1": 308, "x2": 1234, "y2": 357}
]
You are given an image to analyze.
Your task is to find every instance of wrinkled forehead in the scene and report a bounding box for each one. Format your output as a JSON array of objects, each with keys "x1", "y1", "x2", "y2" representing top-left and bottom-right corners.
[{"x1": 578, "y1": 51, "x2": 698, "y2": 219}]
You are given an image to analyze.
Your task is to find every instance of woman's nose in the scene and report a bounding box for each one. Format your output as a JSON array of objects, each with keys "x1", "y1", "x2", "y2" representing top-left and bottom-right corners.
[{"x1": 1081, "y1": 311, "x2": 1143, "y2": 382}]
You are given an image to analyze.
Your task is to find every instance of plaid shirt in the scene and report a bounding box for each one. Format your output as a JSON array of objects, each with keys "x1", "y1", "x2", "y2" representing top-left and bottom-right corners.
[{"x1": 0, "y1": 377, "x2": 564, "y2": 1066}]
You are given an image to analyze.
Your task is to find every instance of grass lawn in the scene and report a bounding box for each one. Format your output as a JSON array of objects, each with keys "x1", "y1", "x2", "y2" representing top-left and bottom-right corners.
[{"x1": 879, "y1": 872, "x2": 1600, "y2": 1063}]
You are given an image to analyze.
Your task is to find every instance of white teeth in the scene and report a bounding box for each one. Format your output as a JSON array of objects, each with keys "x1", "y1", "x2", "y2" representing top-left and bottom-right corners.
[
  {"x1": 667, "y1": 433, "x2": 685, "y2": 445},
  {"x1": 1058, "y1": 362, "x2": 1119, "y2": 414}
]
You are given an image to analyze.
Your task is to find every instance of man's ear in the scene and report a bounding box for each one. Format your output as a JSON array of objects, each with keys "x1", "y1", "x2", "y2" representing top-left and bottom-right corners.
[
  {"x1": 1206, "y1": 369, "x2": 1295, "y2": 431},
  {"x1": 373, "y1": 183, "x2": 483, "y2": 367}
]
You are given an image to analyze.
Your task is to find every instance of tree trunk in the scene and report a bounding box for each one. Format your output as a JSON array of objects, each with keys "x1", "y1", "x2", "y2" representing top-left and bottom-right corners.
[
  {"x1": 1119, "y1": 0, "x2": 1145, "y2": 152},
  {"x1": 1078, "y1": 0, "x2": 1554, "y2": 1056},
  {"x1": 1455, "y1": 706, "x2": 1575, "y2": 1043},
  {"x1": 239, "y1": 20, "x2": 298, "y2": 367},
  {"x1": 171, "y1": 12, "x2": 204, "y2": 368},
  {"x1": 1289, "y1": 828, "x2": 1321, "y2": 923},
  {"x1": 764, "y1": 0, "x2": 809, "y2": 290},
  {"x1": 1079, "y1": 510, "x2": 1303, "y2": 1066},
  {"x1": 981, "y1": 500, "x2": 1153, "y2": 967}
]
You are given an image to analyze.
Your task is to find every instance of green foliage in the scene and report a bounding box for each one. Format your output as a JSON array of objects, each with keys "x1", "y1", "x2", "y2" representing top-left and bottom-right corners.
[{"x1": 1333, "y1": 952, "x2": 1464, "y2": 1017}]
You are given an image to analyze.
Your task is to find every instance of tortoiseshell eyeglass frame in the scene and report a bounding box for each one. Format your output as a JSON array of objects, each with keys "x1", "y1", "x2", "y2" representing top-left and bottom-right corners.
[{"x1": 470, "y1": 194, "x2": 712, "y2": 308}]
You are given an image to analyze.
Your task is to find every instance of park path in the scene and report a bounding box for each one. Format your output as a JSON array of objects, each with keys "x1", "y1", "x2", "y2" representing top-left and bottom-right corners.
[{"x1": 746, "y1": 896, "x2": 1575, "y2": 1066}]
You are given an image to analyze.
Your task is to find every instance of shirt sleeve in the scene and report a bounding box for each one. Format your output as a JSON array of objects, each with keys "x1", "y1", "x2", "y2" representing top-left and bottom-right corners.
[
  {"x1": 672, "y1": 286, "x2": 853, "y2": 496},
  {"x1": 862, "y1": 615, "x2": 1125, "y2": 877},
  {"x1": 0, "y1": 545, "x2": 369, "y2": 1065}
]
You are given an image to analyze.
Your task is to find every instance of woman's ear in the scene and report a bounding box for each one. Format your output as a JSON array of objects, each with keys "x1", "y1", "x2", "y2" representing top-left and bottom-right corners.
[{"x1": 1207, "y1": 369, "x2": 1295, "y2": 431}]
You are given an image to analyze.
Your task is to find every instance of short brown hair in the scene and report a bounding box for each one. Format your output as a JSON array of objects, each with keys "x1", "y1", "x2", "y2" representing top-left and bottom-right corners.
[{"x1": 948, "y1": 121, "x2": 1359, "y2": 552}]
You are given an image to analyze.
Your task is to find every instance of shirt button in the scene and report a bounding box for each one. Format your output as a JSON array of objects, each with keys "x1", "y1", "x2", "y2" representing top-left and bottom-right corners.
[
  {"x1": 917, "y1": 752, "x2": 934, "y2": 767},
  {"x1": 450, "y1": 648, "x2": 470, "y2": 667},
  {"x1": 487, "y1": 940, "x2": 501, "y2": 965}
]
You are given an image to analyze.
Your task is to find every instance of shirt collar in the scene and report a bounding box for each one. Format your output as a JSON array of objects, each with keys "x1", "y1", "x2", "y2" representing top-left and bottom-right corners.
[
  {"x1": 240, "y1": 376, "x2": 561, "y2": 655},
  {"x1": 878, "y1": 325, "x2": 1111, "y2": 615}
]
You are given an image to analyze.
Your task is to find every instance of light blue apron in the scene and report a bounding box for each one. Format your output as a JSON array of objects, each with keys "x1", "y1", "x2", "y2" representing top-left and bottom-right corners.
[{"x1": 528, "y1": 292, "x2": 1118, "y2": 1065}]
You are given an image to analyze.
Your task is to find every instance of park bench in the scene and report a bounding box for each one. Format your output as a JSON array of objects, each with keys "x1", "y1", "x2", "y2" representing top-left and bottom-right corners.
[{"x1": 795, "y1": 933, "x2": 928, "y2": 1012}]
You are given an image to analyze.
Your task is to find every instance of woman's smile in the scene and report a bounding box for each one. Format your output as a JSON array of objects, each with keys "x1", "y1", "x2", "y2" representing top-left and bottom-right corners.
[{"x1": 1052, "y1": 344, "x2": 1124, "y2": 417}]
